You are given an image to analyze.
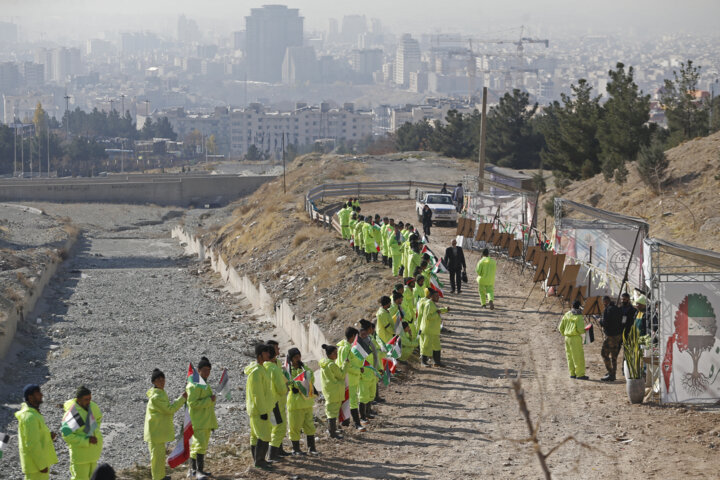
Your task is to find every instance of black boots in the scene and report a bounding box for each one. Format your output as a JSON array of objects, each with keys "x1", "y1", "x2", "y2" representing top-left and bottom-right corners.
[
  {"x1": 421, "y1": 355, "x2": 431, "y2": 367},
  {"x1": 382, "y1": 256, "x2": 388, "y2": 266},
  {"x1": 372, "y1": 252, "x2": 378, "y2": 262},
  {"x1": 365, "y1": 253, "x2": 371, "y2": 263},
  {"x1": 350, "y1": 408, "x2": 366, "y2": 431},
  {"x1": 291, "y1": 440, "x2": 305, "y2": 456},
  {"x1": 189, "y1": 458, "x2": 198, "y2": 478},
  {"x1": 307, "y1": 435, "x2": 319, "y2": 456},
  {"x1": 328, "y1": 418, "x2": 343, "y2": 439},
  {"x1": 253, "y1": 440, "x2": 273, "y2": 470},
  {"x1": 341, "y1": 417, "x2": 351, "y2": 427},
  {"x1": 433, "y1": 351, "x2": 444, "y2": 367},
  {"x1": 277, "y1": 444, "x2": 291, "y2": 457},
  {"x1": 267, "y1": 445, "x2": 280, "y2": 461},
  {"x1": 364, "y1": 402, "x2": 376, "y2": 418}
]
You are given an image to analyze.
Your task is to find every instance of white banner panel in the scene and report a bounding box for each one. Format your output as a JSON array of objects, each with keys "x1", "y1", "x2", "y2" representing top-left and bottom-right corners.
[{"x1": 659, "y1": 282, "x2": 720, "y2": 404}]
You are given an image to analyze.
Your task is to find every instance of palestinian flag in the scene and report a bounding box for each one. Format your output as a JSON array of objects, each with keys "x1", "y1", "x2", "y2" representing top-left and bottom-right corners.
[
  {"x1": 84, "y1": 405, "x2": 98, "y2": 435},
  {"x1": 187, "y1": 363, "x2": 207, "y2": 387},
  {"x1": 363, "y1": 359, "x2": 382, "y2": 379},
  {"x1": 282, "y1": 357, "x2": 292, "y2": 381},
  {"x1": 168, "y1": 407, "x2": 193, "y2": 468},
  {"x1": 338, "y1": 380, "x2": 351, "y2": 424},
  {"x1": 382, "y1": 357, "x2": 397, "y2": 375},
  {"x1": 293, "y1": 370, "x2": 312, "y2": 397},
  {"x1": 433, "y1": 256, "x2": 448, "y2": 274},
  {"x1": 429, "y1": 274, "x2": 445, "y2": 298},
  {"x1": 386, "y1": 335, "x2": 402, "y2": 359},
  {"x1": 0, "y1": 433, "x2": 9, "y2": 460},
  {"x1": 61, "y1": 404, "x2": 85, "y2": 436},
  {"x1": 374, "y1": 241, "x2": 380, "y2": 252},
  {"x1": 393, "y1": 311, "x2": 404, "y2": 335},
  {"x1": 216, "y1": 368, "x2": 231, "y2": 401},
  {"x1": 350, "y1": 236, "x2": 354, "y2": 247},
  {"x1": 351, "y1": 335, "x2": 370, "y2": 361}
]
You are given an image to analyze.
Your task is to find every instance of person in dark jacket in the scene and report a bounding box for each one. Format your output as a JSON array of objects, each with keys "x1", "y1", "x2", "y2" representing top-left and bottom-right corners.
[
  {"x1": 422, "y1": 205, "x2": 432, "y2": 239},
  {"x1": 619, "y1": 292, "x2": 638, "y2": 338},
  {"x1": 599, "y1": 296, "x2": 623, "y2": 381},
  {"x1": 443, "y1": 239, "x2": 466, "y2": 294}
]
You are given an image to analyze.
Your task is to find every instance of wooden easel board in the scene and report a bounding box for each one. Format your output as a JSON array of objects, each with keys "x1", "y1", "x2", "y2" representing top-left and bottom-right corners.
[
  {"x1": 533, "y1": 253, "x2": 551, "y2": 283},
  {"x1": 556, "y1": 264, "x2": 581, "y2": 298},
  {"x1": 569, "y1": 286, "x2": 587, "y2": 305},
  {"x1": 546, "y1": 254, "x2": 566, "y2": 286},
  {"x1": 456, "y1": 218, "x2": 467, "y2": 236},
  {"x1": 583, "y1": 296, "x2": 603, "y2": 315},
  {"x1": 526, "y1": 246, "x2": 540, "y2": 263},
  {"x1": 463, "y1": 219, "x2": 476, "y2": 238},
  {"x1": 508, "y1": 239, "x2": 522, "y2": 258}
]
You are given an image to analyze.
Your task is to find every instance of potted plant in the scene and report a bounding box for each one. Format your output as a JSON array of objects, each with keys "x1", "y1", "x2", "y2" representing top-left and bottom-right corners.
[{"x1": 623, "y1": 326, "x2": 645, "y2": 404}]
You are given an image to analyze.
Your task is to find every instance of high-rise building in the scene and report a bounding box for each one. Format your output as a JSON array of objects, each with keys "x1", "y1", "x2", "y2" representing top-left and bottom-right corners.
[
  {"x1": 341, "y1": 15, "x2": 366, "y2": 45},
  {"x1": 35, "y1": 48, "x2": 53, "y2": 82},
  {"x1": 282, "y1": 46, "x2": 317, "y2": 85},
  {"x1": 19, "y1": 62, "x2": 44, "y2": 88},
  {"x1": 177, "y1": 15, "x2": 201, "y2": 43},
  {"x1": 351, "y1": 49, "x2": 383, "y2": 80},
  {"x1": 0, "y1": 62, "x2": 20, "y2": 93},
  {"x1": 245, "y1": 5, "x2": 303, "y2": 83},
  {"x1": 232, "y1": 31, "x2": 245, "y2": 50},
  {"x1": 395, "y1": 34, "x2": 421, "y2": 87},
  {"x1": 51, "y1": 47, "x2": 82, "y2": 83},
  {"x1": 0, "y1": 22, "x2": 18, "y2": 44}
]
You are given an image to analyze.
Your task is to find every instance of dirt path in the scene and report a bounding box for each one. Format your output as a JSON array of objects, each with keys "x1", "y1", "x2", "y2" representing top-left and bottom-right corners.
[{"x1": 201, "y1": 198, "x2": 720, "y2": 480}]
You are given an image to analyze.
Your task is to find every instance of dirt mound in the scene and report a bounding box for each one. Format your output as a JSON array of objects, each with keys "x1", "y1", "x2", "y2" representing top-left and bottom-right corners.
[{"x1": 539, "y1": 131, "x2": 720, "y2": 252}]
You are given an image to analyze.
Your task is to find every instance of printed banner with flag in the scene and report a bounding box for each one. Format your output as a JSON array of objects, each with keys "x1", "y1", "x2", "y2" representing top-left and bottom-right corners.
[
  {"x1": 216, "y1": 368, "x2": 231, "y2": 401},
  {"x1": 351, "y1": 335, "x2": 370, "y2": 361},
  {"x1": 293, "y1": 370, "x2": 312, "y2": 397},
  {"x1": 61, "y1": 404, "x2": 85, "y2": 436},
  {"x1": 168, "y1": 407, "x2": 193, "y2": 468},
  {"x1": 386, "y1": 335, "x2": 402, "y2": 359},
  {"x1": 338, "y1": 378, "x2": 351, "y2": 424},
  {"x1": 0, "y1": 433, "x2": 9, "y2": 460},
  {"x1": 187, "y1": 363, "x2": 207, "y2": 387}
]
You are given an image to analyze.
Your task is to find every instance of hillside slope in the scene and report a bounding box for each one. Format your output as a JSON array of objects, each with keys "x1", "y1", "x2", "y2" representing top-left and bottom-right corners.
[{"x1": 539, "y1": 131, "x2": 720, "y2": 253}]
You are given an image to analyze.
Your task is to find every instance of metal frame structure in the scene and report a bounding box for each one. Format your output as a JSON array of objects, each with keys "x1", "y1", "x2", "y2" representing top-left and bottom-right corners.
[{"x1": 645, "y1": 238, "x2": 720, "y2": 404}]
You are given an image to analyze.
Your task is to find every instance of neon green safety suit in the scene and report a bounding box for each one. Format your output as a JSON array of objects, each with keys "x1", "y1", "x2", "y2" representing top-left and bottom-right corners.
[
  {"x1": 402, "y1": 288, "x2": 416, "y2": 329},
  {"x1": 475, "y1": 256, "x2": 497, "y2": 306},
  {"x1": 558, "y1": 310, "x2": 586, "y2": 377},
  {"x1": 419, "y1": 300, "x2": 448, "y2": 356},
  {"x1": 338, "y1": 207, "x2": 351, "y2": 239},
  {"x1": 244, "y1": 361, "x2": 274, "y2": 446},
  {"x1": 186, "y1": 380, "x2": 217, "y2": 458},
  {"x1": 320, "y1": 358, "x2": 348, "y2": 419},
  {"x1": 388, "y1": 231, "x2": 403, "y2": 276},
  {"x1": 399, "y1": 329, "x2": 419, "y2": 361},
  {"x1": 287, "y1": 366, "x2": 316, "y2": 441},
  {"x1": 388, "y1": 303, "x2": 403, "y2": 333},
  {"x1": 376, "y1": 306, "x2": 395, "y2": 345},
  {"x1": 61, "y1": 400, "x2": 103, "y2": 480},
  {"x1": 406, "y1": 250, "x2": 421, "y2": 278},
  {"x1": 353, "y1": 221, "x2": 364, "y2": 249},
  {"x1": 264, "y1": 359, "x2": 289, "y2": 447},
  {"x1": 143, "y1": 388, "x2": 186, "y2": 480},
  {"x1": 15, "y1": 403, "x2": 58, "y2": 480},
  {"x1": 363, "y1": 222, "x2": 376, "y2": 254},
  {"x1": 337, "y1": 339, "x2": 362, "y2": 409}
]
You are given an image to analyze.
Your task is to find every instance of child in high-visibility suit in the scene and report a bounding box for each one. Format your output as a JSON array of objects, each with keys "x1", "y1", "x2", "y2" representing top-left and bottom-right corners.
[
  {"x1": 186, "y1": 357, "x2": 218, "y2": 479},
  {"x1": 144, "y1": 369, "x2": 187, "y2": 480},
  {"x1": 558, "y1": 301, "x2": 588, "y2": 380},
  {"x1": 245, "y1": 344, "x2": 274, "y2": 470},
  {"x1": 362, "y1": 219, "x2": 375, "y2": 262},
  {"x1": 286, "y1": 348, "x2": 319, "y2": 456},
  {"x1": 475, "y1": 248, "x2": 497, "y2": 309},
  {"x1": 61, "y1": 386, "x2": 103, "y2": 480},
  {"x1": 357, "y1": 320, "x2": 379, "y2": 424},
  {"x1": 419, "y1": 289, "x2": 449, "y2": 367},
  {"x1": 399, "y1": 321, "x2": 419, "y2": 362},
  {"x1": 15, "y1": 384, "x2": 58, "y2": 480},
  {"x1": 264, "y1": 341, "x2": 290, "y2": 459},
  {"x1": 389, "y1": 225, "x2": 403, "y2": 276},
  {"x1": 336, "y1": 327, "x2": 366, "y2": 431},
  {"x1": 353, "y1": 216, "x2": 365, "y2": 253},
  {"x1": 320, "y1": 344, "x2": 349, "y2": 439},
  {"x1": 400, "y1": 279, "x2": 418, "y2": 336},
  {"x1": 388, "y1": 290, "x2": 405, "y2": 337},
  {"x1": 376, "y1": 296, "x2": 395, "y2": 345},
  {"x1": 338, "y1": 203, "x2": 351, "y2": 239}
]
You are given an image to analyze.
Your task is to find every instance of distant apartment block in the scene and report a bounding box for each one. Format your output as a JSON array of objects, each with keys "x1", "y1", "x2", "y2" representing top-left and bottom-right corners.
[
  {"x1": 245, "y1": 5, "x2": 303, "y2": 83},
  {"x1": 395, "y1": 34, "x2": 421, "y2": 87}
]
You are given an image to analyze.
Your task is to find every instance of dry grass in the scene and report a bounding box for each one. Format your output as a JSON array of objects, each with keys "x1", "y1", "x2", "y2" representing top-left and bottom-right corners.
[{"x1": 16, "y1": 271, "x2": 34, "y2": 291}]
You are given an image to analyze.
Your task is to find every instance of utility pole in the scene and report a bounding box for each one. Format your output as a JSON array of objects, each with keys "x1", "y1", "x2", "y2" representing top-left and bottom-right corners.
[
  {"x1": 109, "y1": 98, "x2": 114, "y2": 113},
  {"x1": 13, "y1": 122, "x2": 16, "y2": 177},
  {"x1": 120, "y1": 94, "x2": 125, "y2": 116},
  {"x1": 478, "y1": 86, "x2": 488, "y2": 191},
  {"x1": 47, "y1": 124, "x2": 50, "y2": 177},
  {"x1": 145, "y1": 99, "x2": 150, "y2": 116},
  {"x1": 282, "y1": 132, "x2": 286, "y2": 193},
  {"x1": 20, "y1": 126, "x2": 24, "y2": 176},
  {"x1": 64, "y1": 93, "x2": 71, "y2": 139}
]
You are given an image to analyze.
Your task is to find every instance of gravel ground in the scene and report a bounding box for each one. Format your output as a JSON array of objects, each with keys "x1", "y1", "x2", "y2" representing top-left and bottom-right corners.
[{"x1": 0, "y1": 203, "x2": 272, "y2": 479}]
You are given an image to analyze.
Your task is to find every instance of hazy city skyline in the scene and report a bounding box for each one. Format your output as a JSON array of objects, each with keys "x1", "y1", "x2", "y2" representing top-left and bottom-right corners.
[{"x1": 4, "y1": 0, "x2": 720, "y2": 41}]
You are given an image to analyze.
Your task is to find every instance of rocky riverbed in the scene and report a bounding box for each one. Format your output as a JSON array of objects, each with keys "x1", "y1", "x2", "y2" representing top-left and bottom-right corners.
[{"x1": 0, "y1": 203, "x2": 274, "y2": 478}]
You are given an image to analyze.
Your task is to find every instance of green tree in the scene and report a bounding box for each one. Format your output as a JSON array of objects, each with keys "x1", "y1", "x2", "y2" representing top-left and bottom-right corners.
[
  {"x1": 432, "y1": 109, "x2": 481, "y2": 159},
  {"x1": 661, "y1": 60, "x2": 709, "y2": 143},
  {"x1": 636, "y1": 135, "x2": 669, "y2": 194},
  {"x1": 539, "y1": 79, "x2": 602, "y2": 181},
  {"x1": 395, "y1": 120, "x2": 435, "y2": 151},
  {"x1": 597, "y1": 63, "x2": 652, "y2": 184},
  {"x1": 245, "y1": 144, "x2": 262, "y2": 160},
  {"x1": 154, "y1": 117, "x2": 178, "y2": 141},
  {"x1": 485, "y1": 89, "x2": 544, "y2": 168}
]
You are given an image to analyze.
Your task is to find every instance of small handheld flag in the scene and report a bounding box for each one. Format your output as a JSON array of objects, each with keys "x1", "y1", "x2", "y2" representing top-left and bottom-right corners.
[
  {"x1": 0, "y1": 433, "x2": 9, "y2": 460},
  {"x1": 338, "y1": 379, "x2": 351, "y2": 424},
  {"x1": 282, "y1": 357, "x2": 292, "y2": 381},
  {"x1": 293, "y1": 370, "x2": 312, "y2": 397},
  {"x1": 216, "y1": 368, "x2": 231, "y2": 401},
  {"x1": 351, "y1": 335, "x2": 370, "y2": 361},
  {"x1": 61, "y1": 404, "x2": 85, "y2": 436},
  {"x1": 168, "y1": 408, "x2": 193, "y2": 468},
  {"x1": 187, "y1": 363, "x2": 207, "y2": 387},
  {"x1": 386, "y1": 335, "x2": 402, "y2": 360}
]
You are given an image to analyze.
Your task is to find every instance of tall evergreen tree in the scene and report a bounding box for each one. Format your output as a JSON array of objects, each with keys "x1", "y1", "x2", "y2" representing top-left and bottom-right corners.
[
  {"x1": 661, "y1": 60, "x2": 709, "y2": 143},
  {"x1": 636, "y1": 135, "x2": 669, "y2": 194},
  {"x1": 485, "y1": 89, "x2": 543, "y2": 168},
  {"x1": 539, "y1": 79, "x2": 602, "y2": 181},
  {"x1": 597, "y1": 63, "x2": 652, "y2": 184}
]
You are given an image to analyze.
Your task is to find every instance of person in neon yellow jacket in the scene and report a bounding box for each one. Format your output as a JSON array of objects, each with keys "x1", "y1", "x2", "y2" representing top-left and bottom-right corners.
[
  {"x1": 144, "y1": 369, "x2": 187, "y2": 480},
  {"x1": 399, "y1": 322, "x2": 419, "y2": 362},
  {"x1": 286, "y1": 348, "x2": 318, "y2": 456},
  {"x1": 15, "y1": 384, "x2": 58, "y2": 480},
  {"x1": 362, "y1": 218, "x2": 375, "y2": 261},
  {"x1": 375, "y1": 295, "x2": 394, "y2": 344},
  {"x1": 245, "y1": 344, "x2": 274, "y2": 469},
  {"x1": 319, "y1": 344, "x2": 349, "y2": 439},
  {"x1": 353, "y1": 215, "x2": 365, "y2": 253},
  {"x1": 336, "y1": 327, "x2": 366, "y2": 431},
  {"x1": 475, "y1": 248, "x2": 497, "y2": 309},
  {"x1": 264, "y1": 340, "x2": 290, "y2": 460},
  {"x1": 357, "y1": 321, "x2": 379, "y2": 424},
  {"x1": 337, "y1": 203, "x2": 351, "y2": 239},
  {"x1": 405, "y1": 243, "x2": 422, "y2": 278},
  {"x1": 388, "y1": 225, "x2": 403, "y2": 276},
  {"x1": 379, "y1": 217, "x2": 390, "y2": 264},
  {"x1": 186, "y1": 357, "x2": 217, "y2": 478},
  {"x1": 558, "y1": 301, "x2": 588, "y2": 380},
  {"x1": 419, "y1": 289, "x2": 449, "y2": 367},
  {"x1": 61, "y1": 386, "x2": 103, "y2": 480},
  {"x1": 413, "y1": 276, "x2": 427, "y2": 313},
  {"x1": 388, "y1": 290, "x2": 405, "y2": 336}
]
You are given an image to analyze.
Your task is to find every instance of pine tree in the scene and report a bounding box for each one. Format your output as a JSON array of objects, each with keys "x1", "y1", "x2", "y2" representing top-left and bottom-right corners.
[
  {"x1": 539, "y1": 79, "x2": 602, "y2": 181},
  {"x1": 661, "y1": 60, "x2": 709, "y2": 143},
  {"x1": 485, "y1": 89, "x2": 543, "y2": 168},
  {"x1": 636, "y1": 136, "x2": 669, "y2": 194},
  {"x1": 597, "y1": 63, "x2": 651, "y2": 184}
]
